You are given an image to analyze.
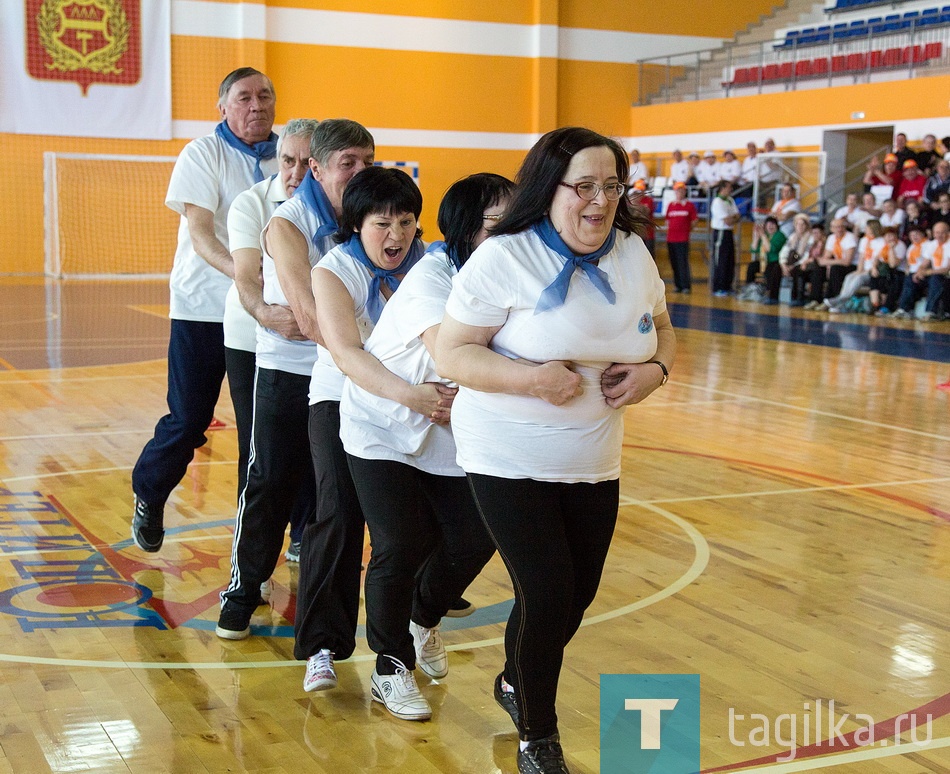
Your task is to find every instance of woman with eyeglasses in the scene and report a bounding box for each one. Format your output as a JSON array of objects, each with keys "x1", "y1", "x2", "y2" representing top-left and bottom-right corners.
[{"x1": 435, "y1": 127, "x2": 676, "y2": 774}]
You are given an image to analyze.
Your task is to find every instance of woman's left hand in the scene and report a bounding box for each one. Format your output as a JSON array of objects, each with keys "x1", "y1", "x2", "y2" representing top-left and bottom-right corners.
[{"x1": 601, "y1": 362, "x2": 665, "y2": 408}]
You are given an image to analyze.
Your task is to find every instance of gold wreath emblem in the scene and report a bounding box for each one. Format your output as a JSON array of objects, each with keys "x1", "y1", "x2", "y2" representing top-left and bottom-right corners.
[{"x1": 37, "y1": 0, "x2": 130, "y2": 74}]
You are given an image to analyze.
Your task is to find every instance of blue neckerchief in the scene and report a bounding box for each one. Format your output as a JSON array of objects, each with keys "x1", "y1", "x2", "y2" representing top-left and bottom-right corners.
[
  {"x1": 342, "y1": 235, "x2": 425, "y2": 323},
  {"x1": 293, "y1": 173, "x2": 338, "y2": 244},
  {"x1": 425, "y1": 240, "x2": 460, "y2": 271},
  {"x1": 214, "y1": 121, "x2": 277, "y2": 183},
  {"x1": 532, "y1": 217, "x2": 617, "y2": 314}
]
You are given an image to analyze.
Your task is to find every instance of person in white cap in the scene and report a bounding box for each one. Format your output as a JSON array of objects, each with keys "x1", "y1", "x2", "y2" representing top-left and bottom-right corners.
[{"x1": 695, "y1": 150, "x2": 721, "y2": 193}]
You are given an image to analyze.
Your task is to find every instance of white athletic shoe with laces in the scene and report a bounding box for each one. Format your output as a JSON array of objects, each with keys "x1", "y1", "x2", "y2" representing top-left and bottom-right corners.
[
  {"x1": 410, "y1": 620, "x2": 448, "y2": 679},
  {"x1": 371, "y1": 657, "x2": 432, "y2": 721},
  {"x1": 303, "y1": 649, "x2": 337, "y2": 692}
]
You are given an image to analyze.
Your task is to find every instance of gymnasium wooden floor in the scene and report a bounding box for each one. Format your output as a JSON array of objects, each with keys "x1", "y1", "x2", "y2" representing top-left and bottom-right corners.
[{"x1": 0, "y1": 275, "x2": 948, "y2": 773}]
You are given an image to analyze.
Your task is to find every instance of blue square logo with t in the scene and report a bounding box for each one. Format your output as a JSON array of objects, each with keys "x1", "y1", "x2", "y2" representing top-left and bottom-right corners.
[{"x1": 601, "y1": 674, "x2": 700, "y2": 774}]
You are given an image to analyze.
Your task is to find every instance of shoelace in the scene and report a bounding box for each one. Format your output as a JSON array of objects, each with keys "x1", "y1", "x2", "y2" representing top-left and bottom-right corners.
[
  {"x1": 389, "y1": 657, "x2": 419, "y2": 692},
  {"x1": 309, "y1": 650, "x2": 333, "y2": 678},
  {"x1": 528, "y1": 738, "x2": 564, "y2": 767},
  {"x1": 420, "y1": 626, "x2": 442, "y2": 654}
]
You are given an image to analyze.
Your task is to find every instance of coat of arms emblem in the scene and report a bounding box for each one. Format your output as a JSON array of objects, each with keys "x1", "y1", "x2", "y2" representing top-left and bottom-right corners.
[{"x1": 27, "y1": 0, "x2": 140, "y2": 95}]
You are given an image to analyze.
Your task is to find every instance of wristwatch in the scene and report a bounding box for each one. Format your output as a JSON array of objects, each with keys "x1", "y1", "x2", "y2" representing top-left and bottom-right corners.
[{"x1": 647, "y1": 359, "x2": 669, "y2": 385}]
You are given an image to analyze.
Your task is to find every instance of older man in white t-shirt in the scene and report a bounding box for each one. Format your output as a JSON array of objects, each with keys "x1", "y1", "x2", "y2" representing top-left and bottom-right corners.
[{"x1": 131, "y1": 67, "x2": 278, "y2": 553}]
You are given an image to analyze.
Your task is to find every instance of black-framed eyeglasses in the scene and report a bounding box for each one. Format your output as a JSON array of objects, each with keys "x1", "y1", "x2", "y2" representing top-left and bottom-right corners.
[{"x1": 558, "y1": 181, "x2": 626, "y2": 201}]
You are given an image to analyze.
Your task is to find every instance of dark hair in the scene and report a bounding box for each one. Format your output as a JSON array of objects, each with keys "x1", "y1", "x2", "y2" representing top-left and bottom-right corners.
[
  {"x1": 311, "y1": 119, "x2": 374, "y2": 166},
  {"x1": 492, "y1": 126, "x2": 649, "y2": 240},
  {"x1": 217, "y1": 67, "x2": 272, "y2": 106},
  {"x1": 438, "y1": 173, "x2": 515, "y2": 268},
  {"x1": 764, "y1": 216, "x2": 779, "y2": 229},
  {"x1": 333, "y1": 166, "x2": 423, "y2": 243},
  {"x1": 941, "y1": 136, "x2": 950, "y2": 152}
]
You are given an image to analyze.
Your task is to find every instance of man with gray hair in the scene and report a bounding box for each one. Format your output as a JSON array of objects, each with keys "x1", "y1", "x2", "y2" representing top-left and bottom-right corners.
[
  {"x1": 217, "y1": 120, "x2": 376, "y2": 660},
  {"x1": 132, "y1": 67, "x2": 277, "y2": 553},
  {"x1": 223, "y1": 118, "x2": 320, "y2": 555}
]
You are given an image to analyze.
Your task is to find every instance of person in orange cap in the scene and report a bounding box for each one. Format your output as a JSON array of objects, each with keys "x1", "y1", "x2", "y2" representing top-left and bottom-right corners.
[
  {"x1": 864, "y1": 153, "x2": 902, "y2": 192},
  {"x1": 896, "y1": 158, "x2": 926, "y2": 205},
  {"x1": 664, "y1": 181, "x2": 697, "y2": 293}
]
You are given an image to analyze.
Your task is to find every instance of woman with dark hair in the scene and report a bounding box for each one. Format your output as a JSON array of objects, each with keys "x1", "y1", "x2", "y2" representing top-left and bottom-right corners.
[
  {"x1": 338, "y1": 173, "x2": 513, "y2": 721},
  {"x1": 746, "y1": 216, "x2": 787, "y2": 305},
  {"x1": 435, "y1": 127, "x2": 675, "y2": 773},
  {"x1": 298, "y1": 166, "x2": 428, "y2": 697}
]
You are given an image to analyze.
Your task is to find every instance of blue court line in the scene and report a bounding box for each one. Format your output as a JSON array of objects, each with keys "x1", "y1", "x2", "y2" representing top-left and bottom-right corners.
[{"x1": 667, "y1": 303, "x2": 950, "y2": 363}]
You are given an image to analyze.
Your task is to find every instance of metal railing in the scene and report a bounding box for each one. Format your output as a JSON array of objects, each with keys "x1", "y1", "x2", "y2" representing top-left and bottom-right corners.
[{"x1": 636, "y1": 22, "x2": 950, "y2": 104}]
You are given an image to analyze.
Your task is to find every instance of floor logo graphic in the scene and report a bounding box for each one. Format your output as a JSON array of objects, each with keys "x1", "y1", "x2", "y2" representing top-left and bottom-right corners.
[{"x1": 601, "y1": 674, "x2": 700, "y2": 773}]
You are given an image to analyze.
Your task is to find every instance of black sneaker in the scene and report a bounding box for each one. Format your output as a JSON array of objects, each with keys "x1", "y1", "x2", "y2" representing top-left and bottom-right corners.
[
  {"x1": 444, "y1": 597, "x2": 476, "y2": 618},
  {"x1": 494, "y1": 672, "x2": 519, "y2": 728},
  {"x1": 518, "y1": 734, "x2": 570, "y2": 774},
  {"x1": 131, "y1": 495, "x2": 164, "y2": 552},
  {"x1": 284, "y1": 540, "x2": 301, "y2": 562},
  {"x1": 215, "y1": 603, "x2": 252, "y2": 640}
]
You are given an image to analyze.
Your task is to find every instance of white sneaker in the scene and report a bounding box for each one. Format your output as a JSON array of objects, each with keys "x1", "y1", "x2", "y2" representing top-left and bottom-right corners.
[
  {"x1": 304, "y1": 649, "x2": 337, "y2": 692},
  {"x1": 410, "y1": 621, "x2": 448, "y2": 679},
  {"x1": 371, "y1": 657, "x2": 432, "y2": 721}
]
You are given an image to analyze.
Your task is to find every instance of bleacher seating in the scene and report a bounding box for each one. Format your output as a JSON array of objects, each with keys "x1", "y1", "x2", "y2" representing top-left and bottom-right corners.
[
  {"x1": 776, "y1": 5, "x2": 950, "y2": 48},
  {"x1": 725, "y1": 41, "x2": 943, "y2": 86},
  {"x1": 829, "y1": 0, "x2": 930, "y2": 12}
]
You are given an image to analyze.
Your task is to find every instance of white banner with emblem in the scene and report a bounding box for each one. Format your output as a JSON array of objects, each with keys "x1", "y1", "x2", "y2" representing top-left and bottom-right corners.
[{"x1": 0, "y1": 0, "x2": 171, "y2": 139}]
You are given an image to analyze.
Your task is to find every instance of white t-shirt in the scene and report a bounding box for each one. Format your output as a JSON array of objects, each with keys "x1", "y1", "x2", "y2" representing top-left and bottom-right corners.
[
  {"x1": 340, "y1": 249, "x2": 460, "y2": 476},
  {"x1": 824, "y1": 231, "x2": 858, "y2": 263},
  {"x1": 695, "y1": 161, "x2": 721, "y2": 188},
  {"x1": 165, "y1": 132, "x2": 277, "y2": 322},
  {"x1": 856, "y1": 236, "x2": 886, "y2": 270},
  {"x1": 223, "y1": 174, "x2": 287, "y2": 352},
  {"x1": 669, "y1": 159, "x2": 690, "y2": 183},
  {"x1": 710, "y1": 196, "x2": 739, "y2": 230},
  {"x1": 719, "y1": 159, "x2": 741, "y2": 183},
  {"x1": 444, "y1": 229, "x2": 666, "y2": 483},
  {"x1": 878, "y1": 209, "x2": 906, "y2": 229},
  {"x1": 309, "y1": 244, "x2": 410, "y2": 404},
  {"x1": 740, "y1": 155, "x2": 758, "y2": 185},
  {"x1": 627, "y1": 164, "x2": 649, "y2": 184},
  {"x1": 922, "y1": 238, "x2": 948, "y2": 270},
  {"x1": 834, "y1": 205, "x2": 860, "y2": 226},
  {"x1": 851, "y1": 208, "x2": 880, "y2": 233},
  {"x1": 256, "y1": 192, "x2": 336, "y2": 375}
]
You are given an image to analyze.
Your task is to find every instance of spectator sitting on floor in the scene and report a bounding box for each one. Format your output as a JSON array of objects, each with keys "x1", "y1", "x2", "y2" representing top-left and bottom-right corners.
[
  {"x1": 779, "y1": 212, "x2": 814, "y2": 306},
  {"x1": 878, "y1": 198, "x2": 906, "y2": 231},
  {"x1": 802, "y1": 223, "x2": 828, "y2": 309},
  {"x1": 825, "y1": 219, "x2": 884, "y2": 314},
  {"x1": 746, "y1": 216, "x2": 786, "y2": 304},
  {"x1": 924, "y1": 160, "x2": 950, "y2": 205},
  {"x1": 916, "y1": 221, "x2": 950, "y2": 321},
  {"x1": 874, "y1": 227, "x2": 907, "y2": 315},
  {"x1": 891, "y1": 225, "x2": 929, "y2": 318},
  {"x1": 814, "y1": 217, "x2": 858, "y2": 306},
  {"x1": 695, "y1": 151, "x2": 721, "y2": 193}
]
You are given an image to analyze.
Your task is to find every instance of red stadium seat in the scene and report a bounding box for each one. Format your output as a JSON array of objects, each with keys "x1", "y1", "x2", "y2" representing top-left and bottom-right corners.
[
  {"x1": 869, "y1": 50, "x2": 883, "y2": 68},
  {"x1": 831, "y1": 55, "x2": 847, "y2": 72},
  {"x1": 846, "y1": 52, "x2": 867, "y2": 70},
  {"x1": 762, "y1": 63, "x2": 780, "y2": 81},
  {"x1": 795, "y1": 60, "x2": 813, "y2": 78},
  {"x1": 812, "y1": 57, "x2": 829, "y2": 74},
  {"x1": 882, "y1": 47, "x2": 901, "y2": 66},
  {"x1": 924, "y1": 42, "x2": 943, "y2": 60},
  {"x1": 778, "y1": 62, "x2": 794, "y2": 79}
]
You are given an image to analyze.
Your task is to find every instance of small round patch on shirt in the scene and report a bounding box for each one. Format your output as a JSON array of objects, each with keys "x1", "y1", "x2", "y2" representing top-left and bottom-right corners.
[{"x1": 638, "y1": 313, "x2": 654, "y2": 334}]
